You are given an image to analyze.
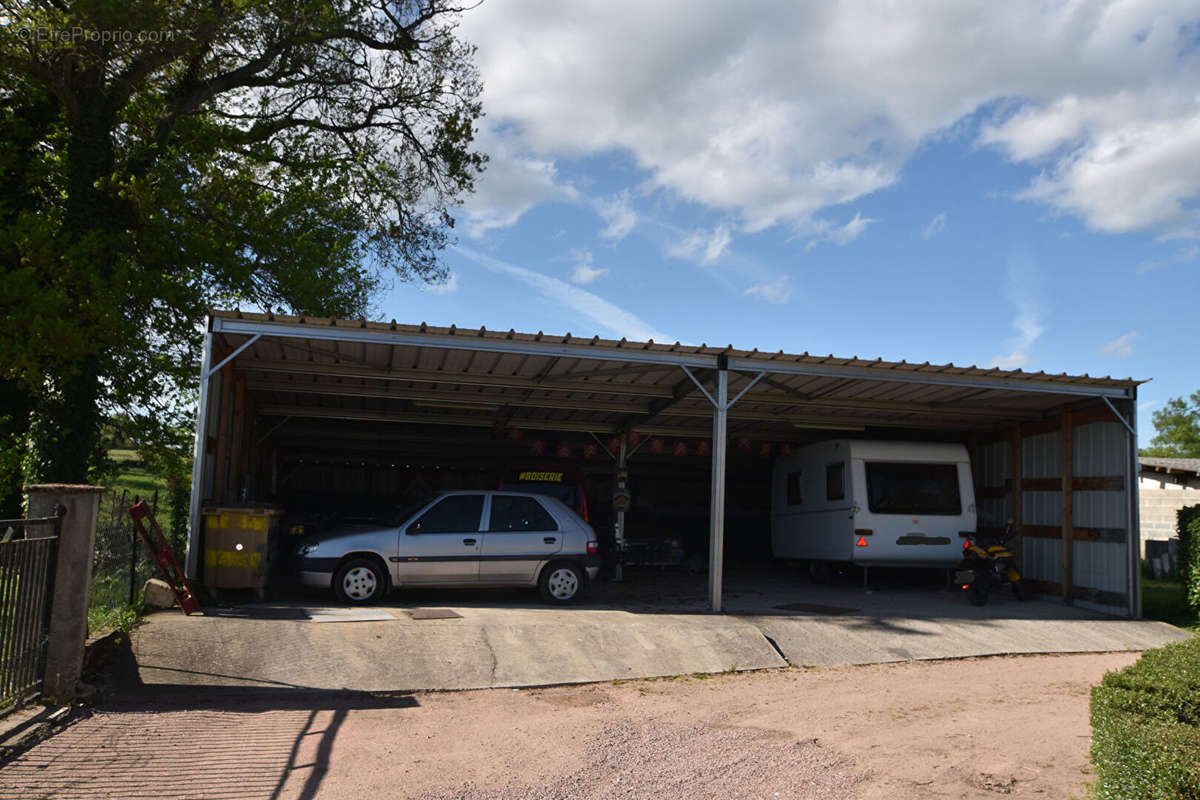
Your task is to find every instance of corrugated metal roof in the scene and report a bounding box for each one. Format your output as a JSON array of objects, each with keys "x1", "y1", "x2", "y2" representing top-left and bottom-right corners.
[
  {"x1": 207, "y1": 309, "x2": 1140, "y2": 437},
  {"x1": 211, "y1": 310, "x2": 1139, "y2": 388},
  {"x1": 1140, "y1": 457, "x2": 1200, "y2": 476}
]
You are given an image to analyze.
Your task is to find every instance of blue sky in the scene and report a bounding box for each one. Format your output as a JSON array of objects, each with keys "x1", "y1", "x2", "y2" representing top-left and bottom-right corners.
[{"x1": 380, "y1": 1, "x2": 1200, "y2": 439}]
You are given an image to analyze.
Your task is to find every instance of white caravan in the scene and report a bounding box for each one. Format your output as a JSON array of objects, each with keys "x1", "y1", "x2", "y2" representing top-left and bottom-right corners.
[{"x1": 770, "y1": 440, "x2": 976, "y2": 570}]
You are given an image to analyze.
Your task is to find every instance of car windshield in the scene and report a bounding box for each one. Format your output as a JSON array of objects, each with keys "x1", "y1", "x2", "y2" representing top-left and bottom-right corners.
[{"x1": 865, "y1": 462, "x2": 962, "y2": 516}]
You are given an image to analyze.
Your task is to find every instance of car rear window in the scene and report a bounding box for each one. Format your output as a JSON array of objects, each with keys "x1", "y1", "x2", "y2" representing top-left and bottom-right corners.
[
  {"x1": 865, "y1": 462, "x2": 961, "y2": 515},
  {"x1": 488, "y1": 496, "x2": 558, "y2": 532},
  {"x1": 410, "y1": 495, "x2": 484, "y2": 533}
]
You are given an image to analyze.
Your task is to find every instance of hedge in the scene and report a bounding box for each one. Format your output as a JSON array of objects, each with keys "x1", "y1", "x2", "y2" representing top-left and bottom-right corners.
[
  {"x1": 1180, "y1": 505, "x2": 1200, "y2": 610},
  {"x1": 1091, "y1": 636, "x2": 1200, "y2": 799}
]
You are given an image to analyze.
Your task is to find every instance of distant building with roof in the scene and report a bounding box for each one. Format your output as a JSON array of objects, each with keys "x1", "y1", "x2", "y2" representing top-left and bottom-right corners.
[{"x1": 1139, "y1": 457, "x2": 1200, "y2": 561}]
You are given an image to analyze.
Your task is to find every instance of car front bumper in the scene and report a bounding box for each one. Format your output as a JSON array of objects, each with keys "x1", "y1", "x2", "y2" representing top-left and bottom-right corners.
[{"x1": 297, "y1": 569, "x2": 333, "y2": 588}]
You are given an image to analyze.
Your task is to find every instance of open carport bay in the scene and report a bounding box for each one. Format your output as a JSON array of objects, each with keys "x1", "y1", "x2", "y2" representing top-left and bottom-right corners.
[
  {"x1": 125, "y1": 566, "x2": 1191, "y2": 694},
  {"x1": 187, "y1": 310, "x2": 1147, "y2": 628}
]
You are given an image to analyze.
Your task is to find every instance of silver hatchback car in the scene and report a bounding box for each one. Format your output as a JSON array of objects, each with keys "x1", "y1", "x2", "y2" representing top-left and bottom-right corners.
[{"x1": 293, "y1": 491, "x2": 601, "y2": 605}]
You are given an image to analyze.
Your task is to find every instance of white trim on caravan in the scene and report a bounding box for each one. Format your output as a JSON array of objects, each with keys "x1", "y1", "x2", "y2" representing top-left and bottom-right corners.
[{"x1": 770, "y1": 440, "x2": 976, "y2": 568}]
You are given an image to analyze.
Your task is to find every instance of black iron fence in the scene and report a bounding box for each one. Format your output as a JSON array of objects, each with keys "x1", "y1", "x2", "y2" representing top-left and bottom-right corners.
[{"x1": 0, "y1": 513, "x2": 61, "y2": 712}]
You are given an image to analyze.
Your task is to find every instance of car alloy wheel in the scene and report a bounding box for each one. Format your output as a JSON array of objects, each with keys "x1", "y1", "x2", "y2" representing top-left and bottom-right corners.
[
  {"x1": 342, "y1": 565, "x2": 378, "y2": 601},
  {"x1": 546, "y1": 567, "x2": 579, "y2": 600}
]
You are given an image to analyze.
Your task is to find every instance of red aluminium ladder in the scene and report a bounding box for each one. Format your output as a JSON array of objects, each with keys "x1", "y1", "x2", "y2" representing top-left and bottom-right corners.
[{"x1": 127, "y1": 500, "x2": 201, "y2": 615}]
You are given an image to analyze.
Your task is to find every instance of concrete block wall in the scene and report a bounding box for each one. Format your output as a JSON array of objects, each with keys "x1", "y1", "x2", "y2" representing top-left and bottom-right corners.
[{"x1": 1138, "y1": 477, "x2": 1200, "y2": 555}]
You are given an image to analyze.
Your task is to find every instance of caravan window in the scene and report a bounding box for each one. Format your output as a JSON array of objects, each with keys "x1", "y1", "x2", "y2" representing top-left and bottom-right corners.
[
  {"x1": 865, "y1": 462, "x2": 961, "y2": 515},
  {"x1": 826, "y1": 463, "x2": 845, "y2": 501},
  {"x1": 786, "y1": 471, "x2": 803, "y2": 505}
]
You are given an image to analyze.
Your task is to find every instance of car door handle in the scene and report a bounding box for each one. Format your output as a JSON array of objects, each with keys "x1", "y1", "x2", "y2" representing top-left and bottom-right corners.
[
  {"x1": 462, "y1": 538, "x2": 477, "y2": 546},
  {"x1": 543, "y1": 537, "x2": 557, "y2": 544}
]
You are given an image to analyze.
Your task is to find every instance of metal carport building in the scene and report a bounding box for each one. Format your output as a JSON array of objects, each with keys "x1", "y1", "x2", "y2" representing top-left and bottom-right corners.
[{"x1": 187, "y1": 310, "x2": 1145, "y2": 617}]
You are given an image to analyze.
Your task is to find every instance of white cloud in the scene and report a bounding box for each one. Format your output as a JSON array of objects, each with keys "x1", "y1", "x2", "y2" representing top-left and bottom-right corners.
[
  {"x1": 421, "y1": 272, "x2": 459, "y2": 294},
  {"x1": 804, "y1": 212, "x2": 874, "y2": 250},
  {"x1": 571, "y1": 264, "x2": 608, "y2": 284},
  {"x1": 595, "y1": 191, "x2": 638, "y2": 242},
  {"x1": 1136, "y1": 245, "x2": 1198, "y2": 274},
  {"x1": 666, "y1": 225, "x2": 732, "y2": 264},
  {"x1": 454, "y1": 246, "x2": 671, "y2": 342},
  {"x1": 1012, "y1": 113, "x2": 1200, "y2": 237},
  {"x1": 1100, "y1": 331, "x2": 1139, "y2": 357},
  {"x1": 459, "y1": 128, "x2": 578, "y2": 237},
  {"x1": 458, "y1": 2, "x2": 1200, "y2": 238},
  {"x1": 922, "y1": 211, "x2": 948, "y2": 240},
  {"x1": 743, "y1": 277, "x2": 792, "y2": 304},
  {"x1": 565, "y1": 249, "x2": 609, "y2": 284},
  {"x1": 989, "y1": 251, "x2": 1045, "y2": 369}
]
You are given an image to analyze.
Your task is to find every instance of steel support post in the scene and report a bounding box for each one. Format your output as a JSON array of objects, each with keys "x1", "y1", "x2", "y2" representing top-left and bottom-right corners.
[
  {"x1": 708, "y1": 367, "x2": 728, "y2": 613},
  {"x1": 1127, "y1": 392, "x2": 1142, "y2": 618},
  {"x1": 615, "y1": 433, "x2": 628, "y2": 582},
  {"x1": 185, "y1": 324, "x2": 214, "y2": 578}
]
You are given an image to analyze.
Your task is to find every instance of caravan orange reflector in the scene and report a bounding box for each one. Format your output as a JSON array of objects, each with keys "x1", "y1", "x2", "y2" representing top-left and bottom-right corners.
[
  {"x1": 855, "y1": 536, "x2": 868, "y2": 547},
  {"x1": 961, "y1": 584, "x2": 970, "y2": 590}
]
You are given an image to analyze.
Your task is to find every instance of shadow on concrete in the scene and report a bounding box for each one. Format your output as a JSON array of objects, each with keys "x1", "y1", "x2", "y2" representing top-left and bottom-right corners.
[
  {"x1": 259, "y1": 561, "x2": 1100, "y2": 623},
  {"x1": 0, "y1": 637, "x2": 420, "y2": 800}
]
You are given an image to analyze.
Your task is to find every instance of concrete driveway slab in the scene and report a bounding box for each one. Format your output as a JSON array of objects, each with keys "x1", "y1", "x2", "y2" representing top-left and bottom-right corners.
[
  {"x1": 124, "y1": 566, "x2": 1195, "y2": 692},
  {"x1": 129, "y1": 605, "x2": 787, "y2": 692},
  {"x1": 749, "y1": 614, "x2": 1192, "y2": 667}
]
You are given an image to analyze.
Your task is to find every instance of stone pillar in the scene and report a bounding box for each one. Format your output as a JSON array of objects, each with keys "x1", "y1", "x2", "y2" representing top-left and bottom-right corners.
[{"x1": 25, "y1": 484, "x2": 104, "y2": 702}]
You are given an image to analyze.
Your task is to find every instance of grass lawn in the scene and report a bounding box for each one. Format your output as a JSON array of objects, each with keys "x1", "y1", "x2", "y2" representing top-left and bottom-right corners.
[
  {"x1": 1141, "y1": 575, "x2": 1199, "y2": 631},
  {"x1": 106, "y1": 448, "x2": 169, "y2": 502},
  {"x1": 88, "y1": 450, "x2": 179, "y2": 634}
]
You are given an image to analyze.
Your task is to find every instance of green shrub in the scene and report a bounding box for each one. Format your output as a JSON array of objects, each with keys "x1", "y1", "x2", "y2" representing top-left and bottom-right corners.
[
  {"x1": 1090, "y1": 636, "x2": 1200, "y2": 799},
  {"x1": 1190, "y1": 559, "x2": 1200, "y2": 612},
  {"x1": 1180, "y1": 506, "x2": 1200, "y2": 610}
]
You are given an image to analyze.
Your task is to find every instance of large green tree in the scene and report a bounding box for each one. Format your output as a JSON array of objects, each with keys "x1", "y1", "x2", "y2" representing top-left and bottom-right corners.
[
  {"x1": 1141, "y1": 390, "x2": 1200, "y2": 458},
  {"x1": 0, "y1": 0, "x2": 485, "y2": 500}
]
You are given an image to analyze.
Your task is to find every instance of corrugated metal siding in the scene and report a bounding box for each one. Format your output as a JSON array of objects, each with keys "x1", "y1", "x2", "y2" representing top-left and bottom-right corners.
[
  {"x1": 979, "y1": 499, "x2": 1011, "y2": 529},
  {"x1": 1074, "y1": 541, "x2": 1127, "y2": 594},
  {"x1": 1073, "y1": 491, "x2": 1126, "y2": 529},
  {"x1": 975, "y1": 440, "x2": 1010, "y2": 488},
  {"x1": 1073, "y1": 422, "x2": 1126, "y2": 478},
  {"x1": 1022, "y1": 537, "x2": 1061, "y2": 582},
  {"x1": 1022, "y1": 431, "x2": 1061, "y2": 478},
  {"x1": 975, "y1": 440, "x2": 1011, "y2": 529},
  {"x1": 1022, "y1": 491, "x2": 1060, "y2": 526},
  {"x1": 1071, "y1": 420, "x2": 1132, "y2": 614}
]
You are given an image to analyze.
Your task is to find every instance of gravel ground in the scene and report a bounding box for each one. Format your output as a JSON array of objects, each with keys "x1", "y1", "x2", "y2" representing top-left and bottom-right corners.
[
  {"x1": 0, "y1": 652, "x2": 1138, "y2": 800},
  {"x1": 415, "y1": 719, "x2": 863, "y2": 800}
]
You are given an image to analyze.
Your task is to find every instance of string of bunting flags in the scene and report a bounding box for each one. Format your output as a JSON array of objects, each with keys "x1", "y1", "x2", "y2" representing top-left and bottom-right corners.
[{"x1": 512, "y1": 432, "x2": 795, "y2": 460}]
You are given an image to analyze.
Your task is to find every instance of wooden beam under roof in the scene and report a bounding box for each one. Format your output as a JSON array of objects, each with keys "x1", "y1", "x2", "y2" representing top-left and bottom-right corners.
[{"x1": 242, "y1": 362, "x2": 1044, "y2": 421}]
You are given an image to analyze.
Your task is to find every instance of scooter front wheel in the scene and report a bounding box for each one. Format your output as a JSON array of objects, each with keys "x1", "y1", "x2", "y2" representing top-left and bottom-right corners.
[{"x1": 1011, "y1": 579, "x2": 1026, "y2": 601}]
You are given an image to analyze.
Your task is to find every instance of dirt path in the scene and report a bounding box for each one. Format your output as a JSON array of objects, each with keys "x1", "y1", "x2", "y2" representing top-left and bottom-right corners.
[{"x1": 0, "y1": 652, "x2": 1136, "y2": 799}]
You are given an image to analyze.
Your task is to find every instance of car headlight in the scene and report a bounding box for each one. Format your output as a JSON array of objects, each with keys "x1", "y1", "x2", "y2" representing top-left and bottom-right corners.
[{"x1": 297, "y1": 542, "x2": 319, "y2": 556}]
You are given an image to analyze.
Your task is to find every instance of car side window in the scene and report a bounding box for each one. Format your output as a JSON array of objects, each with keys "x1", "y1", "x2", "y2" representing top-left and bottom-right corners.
[
  {"x1": 488, "y1": 496, "x2": 558, "y2": 533},
  {"x1": 409, "y1": 495, "x2": 484, "y2": 534}
]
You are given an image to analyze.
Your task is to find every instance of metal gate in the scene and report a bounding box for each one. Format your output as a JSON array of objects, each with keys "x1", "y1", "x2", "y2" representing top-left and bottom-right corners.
[{"x1": 0, "y1": 513, "x2": 61, "y2": 712}]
